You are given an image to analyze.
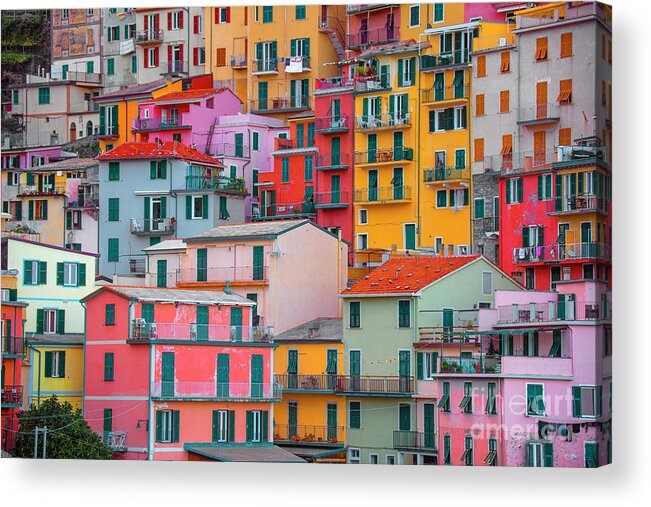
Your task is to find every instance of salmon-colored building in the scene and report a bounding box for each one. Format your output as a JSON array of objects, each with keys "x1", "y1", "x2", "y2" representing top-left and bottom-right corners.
[{"x1": 82, "y1": 285, "x2": 302, "y2": 462}]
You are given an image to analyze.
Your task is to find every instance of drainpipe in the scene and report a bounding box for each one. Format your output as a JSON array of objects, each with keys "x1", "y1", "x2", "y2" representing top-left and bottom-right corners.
[
  {"x1": 80, "y1": 301, "x2": 87, "y2": 417},
  {"x1": 147, "y1": 338, "x2": 154, "y2": 461},
  {"x1": 417, "y1": 33, "x2": 424, "y2": 248},
  {"x1": 467, "y1": 27, "x2": 474, "y2": 253},
  {"x1": 33, "y1": 346, "x2": 42, "y2": 408}
]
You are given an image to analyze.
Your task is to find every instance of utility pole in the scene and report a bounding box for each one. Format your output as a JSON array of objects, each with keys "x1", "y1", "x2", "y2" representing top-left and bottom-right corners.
[{"x1": 33, "y1": 426, "x2": 48, "y2": 459}]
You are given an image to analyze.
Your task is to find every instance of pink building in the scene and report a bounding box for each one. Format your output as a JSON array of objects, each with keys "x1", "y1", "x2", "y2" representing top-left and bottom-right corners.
[{"x1": 82, "y1": 285, "x2": 302, "y2": 462}]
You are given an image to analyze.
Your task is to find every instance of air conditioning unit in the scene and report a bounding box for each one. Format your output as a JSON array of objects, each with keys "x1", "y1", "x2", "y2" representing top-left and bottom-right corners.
[{"x1": 190, "y1": 324, "x2": 197, "y2": 340}]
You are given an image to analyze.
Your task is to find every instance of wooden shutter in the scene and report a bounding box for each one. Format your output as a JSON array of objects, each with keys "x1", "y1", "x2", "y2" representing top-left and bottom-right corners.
[
  {"x1": 560, "y1": 32, "x2": 572, "y2": 58},
  {"x1": 536, "y1": 81, "x2": 547, "y2": 113},
  {"x1": 500, "y1": 51, "x2": 510, "y2": 72},
  {"x1": 473, "y1": 139, "x2": 484, "y2": 162},
  {"x1": 535, "y1": 37, "x2": 548, "y2": 60},
  {"x1": 476, "y1": 55, "x2": 486, "y2": 77},
  {"x1": 559, "y1": 127, "x2": 571, "y2": 146},
  {"x1": 475, "y1": 94, "x2": 484, "y2": 116},
  {"x1": 500, "y1": 90, "x2": 509, "y2": 113}
]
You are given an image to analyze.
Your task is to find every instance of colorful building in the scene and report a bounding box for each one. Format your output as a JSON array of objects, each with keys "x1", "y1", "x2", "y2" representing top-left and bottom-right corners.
[
  {"x1": 340, "y1": 254, "x2": 521, "y2": 464},
  {"x1": 82, "y1": 285, "x2": 303, "y2": 462},
  {"x1": 50, "y1": 8, "x2": 102, "y2": 82},
  {"x1": 1, "y1": 237, "x2": 97, "y2": 409},
  {"x1": 100, "y1": 8, "x2": 139, "y2": 93},
  {"x1": 273, "y1": 318, "x2": 346, "y2": 462}
]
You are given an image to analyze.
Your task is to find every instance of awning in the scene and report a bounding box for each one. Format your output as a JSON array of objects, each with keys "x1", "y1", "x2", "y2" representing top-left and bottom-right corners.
[
  {"x1": 184, "y1": 443, "x2": 306, "y2": 463},
  {"x1": 279, "y1": 446, "x2": 346, "y2": 459}
]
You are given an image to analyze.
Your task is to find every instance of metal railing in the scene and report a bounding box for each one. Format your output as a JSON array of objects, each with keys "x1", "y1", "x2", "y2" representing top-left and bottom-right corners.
[
  {"x1": 230, "y1": 54, "x2": 248, "y2": 68},
  {"x1": 354, "y1": 186, "x2": 412, "y2": 203},
  {"x1": 19, "y1": 185, "x2": 66, "y2": 196},
  {"x1": 354, "y1": 147, "x2": 414, "y2": 164},
  {"x1": 132, "y1": 117, "x2": 188, "y2": 131},
  {"x1": 421, "y1": 84, "x2": 470, "y2": 103},
  {"x1": 151, "y1": 381, "x2": 281, "y2": 400},
  {"x1": 184, "y1": 175, "x2": 247, "y2": 194},
  {"x1": 103, "y1": 431, "x2": 127, "y2": 452},
  {"x1": 274, "y1": 423, "x2": 344, "y2": 444},
  {"x1": 52, "y1": 70, "x2": 102, "y2": 84},
  {"x1": 176, "y1": 265, "x2": 269, "y2": 283},
  {"x1": 314, "y1": 115, "x2": 350, "y2": 132},
  {"x1": 129, "y1": 218, "x2": 175, "y2": 235},
  {"x1": 439, "y1": 356, "x2": 502, "y2": 374},
  {"x1": 512, "y1": 242, "x2": 611, "y2": 264},
  {"x1": 354, "y1": 75, "x2": 392, "y2": 93},
  {"x1": 129, "y1": 258, "x2": 146, "y2": 274},
  {"x1": 285, "y1": 55, "x2": 311, "y2": 70},
  {"x1": 517, "y1": 103, "x2": 561, "y2": 123},
  {"x1": 274, "y1": 137, "x2": 315, "y2": 151},
  {"x1": 347, "y1": 26, "x2": 400, "y2": 49},
  {"x1": 547, "y1": 195, "x2": 608, "y2": 214},
  {"x1": 479, "y1": 149, "x2": 557, "y2": 175},
  {"x1": 1, "y1": 385, "x2": 23, "y2": 405},
  {"x1": 516, "y1": 2, "x2": 608, "y2": 30},
  {"x1": 250, "y1": 95, "x2": 310, "y2": 113},
  {"x1": 315, "y1": 191, "x2": 349, "y2": 207},
  {"x1": 1, "y1": 231, "x2": 41, "y2": 242},
  {"x1": 129, "y1": 322, "x2": 274, "y2": 343},
  {"x1": 315, "y1": 76, "x2": 354, "y2": 92},
  {"x1": 275, "y1": 373, "x2": 338, "y2": 391},
  {"x1": 255, "y1": 201, "x2": 316, "y2": 219},
  {"x1": 335, "y1": 375, "x2": 414, "y2": 394},
  {"x1": 315, "y1": 152, "x2": 350, "y2": 169},
  {"x1": 252, "y1": 59, "x2": 278, "y2": 73},
  {"x1": 556, "y1": 145, "x2": 608, "y2": 166},
  {"x1": 166, "y1": 60, "x2": 187, "y2": 74},
  {"x1": 355, "y1": 113, "x2": 411, "y2": 130},
  {"x1": 135, "y1": 29, "x2": 163, "y2": 43},
  {"x1": 420, "y1": 50, "x2": 471, "y2": 71},
  {"x1": 2, "y1": 336, "x2": 25, "y2": 356},
  {"x1": 423, "y1": 166, "x2": 469, "y2": 183},
  {"x1": 211, "y1": 142, "x2": 250, "y2": 158},
  {"x1": 497, "y1": 300, "x2": 611, "y2": 323},
  {"x1": 393, "y1": 430, "x2": 438, "y2": 451}
]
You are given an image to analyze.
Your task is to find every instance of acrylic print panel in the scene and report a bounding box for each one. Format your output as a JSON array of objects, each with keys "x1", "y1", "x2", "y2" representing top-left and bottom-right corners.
[{"x1": 1, "y1": 2, "x2": 611, "y2": 468}]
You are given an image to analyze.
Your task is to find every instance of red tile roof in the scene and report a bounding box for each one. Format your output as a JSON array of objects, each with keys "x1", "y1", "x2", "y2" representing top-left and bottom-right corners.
[
  {"x1": 342, "y1": 255, "x2": 481, "y2": 295},
  {"x1": 96, "y1": 141, "x2": 222, "y2": 166},
  {"x1": 149, "y1": 88, "x2": 221, "y2": 103}
]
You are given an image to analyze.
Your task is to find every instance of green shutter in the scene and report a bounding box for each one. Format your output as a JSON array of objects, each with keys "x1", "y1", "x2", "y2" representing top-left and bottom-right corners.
[
  {"x1": 150, "y1": 161, "x2": 157, "y2": 179},
  {"x1": 57, "y1": 310, "x2": 65, "y2": 334},
  {"x1": 66, "y1": 211, "x2": 72, "y2": 230},
  {"x1": 246, "y1": 411, "x2": 252, "y2": 442},
  {"x1": 24, "y1": 260, "x2": 33, "y2": 285},
  {"x1": 37, "y1": 261, "x2": 46, "y2": 284},
  {"x1": 105, "y1": 304, "x2": 115, "y2": 325},
  {"x1": 409, "y1": 57, "x2": 416, "y2": 84},
  {"x1": 78, "y1": 263, "x2": 86, "y2": 286},
  {"x1": 104, "y1": 352, "x2": 114, "y2": 381},
  {"x1": 197, "y1": 248, "x2": 207, "y2": 282},
  {"x1": 506, "y1": 180, "x2": 512, "y2": 204},
  {"x1": 185, "y1": 195, "x2": 192, "y2": 219},
  {"x1": 517, "y1": 178, "x2": 523, "y2": 202},
  {"x1": 58, "y1": 351, "x2": 66, "y2": 377},
  {"x1": 399, "y1": 404, "x2": 411, "y2": 431},
  {"x1": 522, "y1": 227, "x2": 530, "y2": 247},
  {"x1": 228, "y1": 410, "x2": 235, "y2": 442},
  {"x1": 572, "y1": 386, "x2": 582, "y2": 417},
  {"x1": 578, "y1": 172, "x2": 584, "y2": 195},
  {"x1": 397, "y1": 59, "x2": 404, "y2": 87},
  {"x1": 416, "y1": 352, "x2": 423, "y2": 380},
  {"x1": 103, "y1": 408, "x2": 112, "y2": 433},
  {"x1": 42, "y1": 201, "x2": 48, "y2": 219},
  {"x1": 202, "y1": 195, "x2": 208, "y2": 219},
  {"x1": 155, "y1": 411, "x2": 163, "y2": 442},
  {"x1": 108, "y1": 238, "x2": 119, "y2": 262},
  {"x1": 141, "y1": 303, "x2": 154, "y2": 323},
  {"x1": 262, "y1": 411, "x2": 269, "y2": 442},
  {"x1": 44, "y1": 350, "x2": 52, "y2": 376},
  {"x1": 157, "y1": 259, "x2": 167, "y2": 288},
  {"x1": 212, "y1": 411, "x2": 219, "y2": 442},
  {"x1": 172, "y1": 410, "x2": 180, "y2": 442}
]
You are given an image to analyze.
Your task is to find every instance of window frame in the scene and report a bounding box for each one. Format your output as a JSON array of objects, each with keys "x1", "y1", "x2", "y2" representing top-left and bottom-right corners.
[
  {"x1": 397, "y1": 300, "x2": 411, "y2": 328},
  {"x1": 409, "y1": 5, "x2": 420, "y2": 27},
  {"x1": 349, "y1": 301, "x2": 361, "y2": 329},
  {"x1": 349, "y1": 448, "x2": 361, "y2": 464},
  {"x1": 526, "y1": 382, "x2": 546, "y2": 416},
  {"x1": 63, "y1": 262, "x2": 79, "y2": 287},
  {"x1": 191, "y1": 195, "x2": 206, "y2": 220},
  {"x1": 44, "y1": 309, "x2": 58, "y2": 335},
  {"x1": 358, "y1": 208, "x2": 368, "y2": 225},
  {"x1": 349, "y1": 401, "x2": 361, "y2": 429}
]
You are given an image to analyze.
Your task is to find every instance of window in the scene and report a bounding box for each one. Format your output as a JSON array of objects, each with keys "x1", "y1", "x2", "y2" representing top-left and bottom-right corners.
[
  {"x1": 398, "y1": 300, "x2": 411, "y2": 328},
  {"x1": 585, "y1": 441, "x2": 599, "y2": 468},
  {"x1": 399, "y1": 404, "x2": 411, "y2": 431},
  {"x1": 474, "y1": 198, "x2": 485, "y2": 219},
  {"x1": 170, "y1": 11, "x2": 181, "y2": 30},
  {"x1": 356, "y1": 233, "x2": 368, "y2": 251},
  {"x1": 349, "y1": 401, "x2": 361, "y2": 429},
  {"x1": 422, "y1": 352, "x2": 437, "y2": 379},
  {"x1": 156, "y1": 410, "x2": 179, "y2": 443},
  {"x1": 87, "y1": 8, "x2": 94, "y2": 17},
  {"x1": 149, "y1": 160, "x2": 167, "y2": 179},
  {"x1": 558, "y1": 79, "x2": 572, "y2": 104},
  {"x1": 573, "y1": 385, "x2": 602, "y2": 418},
  {"x1": 369, "y1": 453, "x2": 379, "y2": 464},
  {"x1": 105, "y1": 304, "x2": 115, "y2": 325},
  {"x1": 104, "y1": 352, "x2": 114, "y2": 381},
  {"x1": 281, "y1": 158, "x2": 289, "y2": 183},
  {"x1": 527, "y1": 441, "x2": 553, "y2": 467},
  {"x1": 473, "y1": 138, "x2": 484, "y2": 163},
  {"x1": 146, "y1": 47, "x2": 158, "y2": 68},
  {"x1": 188, "y1": 195, "x2": 208, "y2": 219},
  {"x1": 38, "y1": 88, "x2": 50, "y2": 105},
  {"x1": 475, "y1": 94, "x2": 484, "y2": 116},
  {"x1": 449, "y1": 188, "x2": 468, "y2": 209},
  {"x1": 486, "y1": 382, "x2": 497, "y2": 415},
  {"x1": 461, "y1": 436, "x2": 473, "y2": 465},
  {"x1": 262, "y1": 6, "x2": 273, "y2": 23},
  {"x1": 429, "y1": 106, "x2": 466, "y2": 132},
  {"x1": 65, "y1": 243, "x2": 82, "y2": 251},
  {"x1": 61, "y1": 9, "x2": 69, "y2": 20},
  {"x1": 476, "y1": 55, "x2": 486, "y2": 77},
  {"x1": 108, "y1": 162, "x2": 120, "y2": 181},
  {"x1": 213, "y1": 410, "x2": 233, "y2": 443},
  {"x1": 246, "y1": 410, "x2": 267, "y2": 442},
  {"x1": 108, "y1": 238, "x2": 119, "y2": 262},
  {"x1": 398, "y1": 57, "x2": 415, "y2": 87},
  {"x1": 436, "y1": 189, "x2": 447, "y2": 208},
  {"x1": 433, "y1": 3, "x2": 444, "y2": 23},
  {"x1": 443, "y1": 434, "x2": 451, "y2": 464},
  {"x1": 62, "y1": 262, "x2": 79, "y2": 287},
  {"x1": 215, "y1": 48, "x2": 226, "y2": 67},
  {"x1": 107, "y1": 198, "x2": 119, "y2": 222},
  {"x1": 538, "y1": 173, "x2": 552, "y2": 200},
  {"x1": 559, "y1": 127, "x2": 572, "y2": 147},
  {"x1": 193, "y1": 15, "x2": 203, "y2": 34},
  {"x1": 560, "y1": 32, "x2": 572, "y2": 58},
  {"x1": 304, "y1": 155, "x2": 313, "y2": 182},
  {"x1": 45, "y1": 350, "x2": 66, "y2": 377},
  {"x1": 460, "y1": 382, "x2": 473, "y2": 413},
  {"x1": 107, "y1": 26, "x2": 120, "y2": 42},
  {"x1": 506, "y1": 178, "x2": 523, "y2": 204},
  {"x1": 526, "y1": 383, "x2": 545, "y2": 416},
  {"x1": 454, "y1": 106, "x2": 466, "y2": 129},
  {"x1": 438, "y1": 381, "x2": 450, "y2": 412},
  {"x1": 349, "y1": 448, "x2": 361, "y2": 464},
  {"x1": 12, "y1": 90, "x2": 19, "y2": 105},
  {"x1": 252, "y1": 132, "x2": 259, "y2": 151},
  {"x1": 23, "y1": 260, "x2": 46, "y2": 285},
  {"x1": 358, "y1": 209, "x2": 368, "y2": 225},
  {"x1": 482, "y1": 271, "x2": 492, "y2": 295},
  {"x1": 535, "y1": 37, "x2": 548, "y2": 60},
  {"x1": 295, "y1": 5, "x2": 306, "y2": 20},
  {"x1": 409, "y1": 5, "x2": 420, "y2": 27},
  {"x1": 66, "y1": 210, "x2": 82, "y2": 230},
  {"x1": 349, "y1": 301, "x2": 361, "y2": 328},
  {"x1": 499, "y1": 90, "x2": 510, "y2": 113},
  {"x1": 500, "y1": 51, "x2": 510, "y2": 72}
]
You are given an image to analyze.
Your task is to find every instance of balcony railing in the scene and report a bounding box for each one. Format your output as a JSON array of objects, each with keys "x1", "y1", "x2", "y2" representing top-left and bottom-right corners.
[
  {"x1": 98, "y1": 124, "x2": 119, "y2": 137},
  {"x1": 393, "y1": 431, "x2": 438, "y2": 452},
  {"x1": 420, "y1": 50, "x2": 471, "y2": 71},
  {"x1": 335, "y1": 375, "x2": 414, "y2": 395},
  {"x1": 354, "y1": 75, "x2": 392, "y2": 93},
  {"x1": 211, "y1": 142, "x2": 251, "y2": 158},
  {"x1": 284, "y1": 55, "x2": 311, "y2": 70},
  {"x1": 252, "y1": 59, "x2": 278, "y2": 73},
  {"x1": 421, "y1": 84, "x2": 470, "y2": 103},
  {"x1": 314, "y1": 76, "x2": 354, "y2": 93},
  {"x1": 250, "y1": 95, "x2": 310, "y2": 113},
  {"x1": 423, "y1": 166, "x2": 469, "y2": 183},
  {"x1": 439, "y1": 355, "x2": 502, "y2": 374},
  {"x1": 230, "y1": 54, "x2": 248, "y2": 68},
  {"x1": 132, "y1": 117, "x2": 189, "y2": 131},
  {"x1": 1, "y1": 231, "x2": 41, "y2": 242},
  {"x1": 517, "y1": 103, "x2": 561, "y2": 124},
  {"x1": 129, "y1": 321, "x2": 274, "y2": 343},
  {"x1": 497, "y1": 300, "x2": 612, "y2": 323},
  {"x1": 355, "y1": 113, "x2": 411, "y2": 130},
  {"x1": 547, "y1": 195, "x2": 608, "y2": 215},
  {"x1": 354, "y1": 186, "x2": 412, "y2": 203},
  {"x1": 176, "y1": 265, "x2": 269, "y2": 284},
  {"x1": 479, "y1": 149, "x2": 557, "y2": 175},
  {"x1": 315, "y1": 152, "x2": 350, "y2": 170},
  {"x1": 347, "y1": 26, "x2": 400, "y2": 49},
  {"x1": 255, "y1": 201, "x2": 316, "y2": 219},
  {"x1": 129, "y1": 218, "x2": 175, "y2": 235},
  {"x1": 274, "y1": 423, "x2": 344, "y2": 445},
  {"x1": 19, "y1": 185, "x2": 67, "y2": 196},
  {"x1": 273, "y1": 137, "x2": 315, "y2": 151},
  {"x1": 129, "y1": 257, "x2": 146, "y2": 274},
  {"x1": 151, "y1": 381, "x2": 281, "y2": 400},
  {"x1": 1, "y1": 385, "x2": 23, "y2": 406},
  {"x1": 165, "y1": 60, "x2": 188, "y2": 74},
  {"x1": 555, "y1": 145, "x2": 608, "y2": 168},
  {"x1": 135, "y1": 29, "x2": 163, "y2": 44},
  {"x1": 2, "y1": 336, "x2": 25, "y2": 357},
  {"x1": 184, "y1": 175, "x2": 247, "y2": 194},
  {"x1": 275, "y1": 373, "x2": 338, "y2": 391},
  {"x1": 354, "y1": 147, "x2": 414, "y2": 165},
  {"x1": 103, "y1": 431, "x2": 127, "y2": 452},
  {"x1": 315, "y1": 191, "x2": 349, "y2": 208},
  {"x1": 512, "y1": 242, "x2": 611, "y2": 264},
  {"x1": 314, "y1": 115, "x2": 350, "y2": 133},
  {"x1": 516, "y1": 2, "x2": 608, "y2": 30}
]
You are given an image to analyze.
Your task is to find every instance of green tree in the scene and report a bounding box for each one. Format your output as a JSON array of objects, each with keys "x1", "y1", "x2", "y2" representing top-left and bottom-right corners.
[{"x1": 15, "y1": 396, "x2": 113, "y2": 460}]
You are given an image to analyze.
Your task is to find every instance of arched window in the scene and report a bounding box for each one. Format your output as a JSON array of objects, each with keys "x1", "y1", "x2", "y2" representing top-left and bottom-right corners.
[
  {"x1": 69, "y1": 122, "x2": 77, "y2": 142},
  {"x1": 86, "y1": 120, "x2": 93, "y2": 137}
]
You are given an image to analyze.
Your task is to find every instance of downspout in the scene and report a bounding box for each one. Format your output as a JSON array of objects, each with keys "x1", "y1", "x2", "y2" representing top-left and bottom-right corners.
[
  {"x1": 467, "y1": 27, "x2": 474, "y2": 252},
  {"x1": 417, "y1": 35, "x2": 423, "y2": 248},
  {"x1": 33, "y1": 346, "x2": 42, "y2": 408},
  {"x1": 81, "y1": 301, "x2": 87, "y2": 417}
]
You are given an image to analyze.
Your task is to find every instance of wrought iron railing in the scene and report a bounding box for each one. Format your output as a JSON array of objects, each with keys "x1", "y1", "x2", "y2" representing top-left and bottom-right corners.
[{"x1": 130, "y1": 322, "x2": 274, "y2": 343}]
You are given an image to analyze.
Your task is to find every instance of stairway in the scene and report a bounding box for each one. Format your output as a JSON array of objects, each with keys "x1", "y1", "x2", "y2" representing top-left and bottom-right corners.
[
  {"x1": 328, "y1": 30, "x2": 347, "y2": 61},
  {"x1": 204, "y1": 118, "x2": 218, "y2": 155}
]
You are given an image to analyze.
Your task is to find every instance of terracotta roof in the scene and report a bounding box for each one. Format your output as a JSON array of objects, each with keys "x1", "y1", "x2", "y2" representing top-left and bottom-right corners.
[
  {"x1": 96, "y1": 141, "x2": 222, "y2": 166},
  {"x1": 95, "y1": 78, "x2": 171, "y2": 101},
  {"x1": 148, "y1": 88, "x2": 221, "y2": 103},
  {"x1": 342, "y1": 255, "x2": 481, "y2": 296}
]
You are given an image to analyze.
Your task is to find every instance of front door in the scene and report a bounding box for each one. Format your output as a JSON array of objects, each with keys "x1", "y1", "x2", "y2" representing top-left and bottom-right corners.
[
  {"x1": 161, "y1": 352, "x2": 175, "y2": 397},
  {"x1": 196, "y1": 305, "x2": 209, "y2": 341}
]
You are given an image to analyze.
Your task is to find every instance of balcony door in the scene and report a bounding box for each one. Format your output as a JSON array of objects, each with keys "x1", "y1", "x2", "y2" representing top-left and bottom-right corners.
[
  {"x1": 399, "y1": 350, "x2": 411, "y2": 393},
  {"x1": 217, "y1": 353, "x2": 230, "y2": 397},
  {"x1": 250, "y1": 354, "x2": 263, "y2": 398},
  {"x1": 331, "y1": 175, "x2": 341, "y2": 204},
  {"x1": 424, "y1": 403, "x2": 436, "y2": 449},
  {"x1": 581, "y1": 222, "x2": 592, "y2": 258},
  {"x1": 144, "y1": 196, "x2": 165, "y2": 232},
  {"x1": 368, "y1": 169, "x2": 378, "y2": 202},
  {"x1": 171, "y1": 45, "x2": 181, "y2": 71},
  {"x1": 349, "y1": 350, "x2": 360, "y2": 391},
  {"x1": 161, "y1": 352, "x2": 175, "y2": 397},
  {"x1": 287, "y1": 349, "x2": 298, "y2": 389},
  {"x1": 288, "y1": 401, "x2": 298, "y2": 438},
  {"x1": 196, "y1": 305, "x2": 209, "y2": 341},
  {"x1": 327, "y1": 403, "x2": 338, "y2": 441},
  {"x1": 230, "y1": 307, "x2": 243, "y2": 341}
]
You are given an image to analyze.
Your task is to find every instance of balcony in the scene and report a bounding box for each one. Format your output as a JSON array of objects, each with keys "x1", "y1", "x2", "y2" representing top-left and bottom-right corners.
[
  {"x1": 347, "y1": 26, "x2": 400, "y2": 49},
  {"x1": 480, "y1": 149, "x2": 557, "y2": 176},
  {"x1": 355, "y1": 113, "x2": 411, "y2": 131},
  {"x1": 250, "y1": 95, "x2": 311, "y2": 114},
  {"x1": 393, "y1": 431, "x2": 438, "y2": 452},
  {"x1": 2, "y1": 336, "x2": 25, "y2": 357},
  {"x1": 314, "y1": 115, "x2": 350, "y2": 134},
  {"x1": 164, "y1": 60, "x2": 188, "y2": 75},
  {"x1": 423, "y1": 166, "x2": 470, "y2": 184},
  {"x1": 230, "y1": 54, "x2": 248, "y2": 69},
  {"x1": 129, "y1": 257, "x2": 146, "y2": 275},
  {"x1": 251, "y1": 59, "x2": 278, "y2": 74},
  {"x1": 554, "y1": 144, "x2": 609, "y2": 170},
  {"x1": 254, "y1": 201, "x2": 316, "y2": 220},
  {"x1": 176, "y1": 265, "x2": 269, "y2": 285},
  {"x1": 18, "y1": 185, "x2": 67, "y2": 197},
  {"x1": 184, "y1": 175, "x2": 248, "y2": 195},
  {"x1": 129, "y1": 321, "x2": 274, "y2": 344},
  {"x1": 314, "y1": 76, "x2": 354, "y2": 95},
  {"x1": 315, "y1": 152, "x2": 350, "y2": 170},
  {"x1": 335, "y1": 375, "x2": 414, "y2": 395},
  {"x1": 274, "y1": 423, "x2": 344, "y2": 446},
  {"x1": 151, "y1": 381, "x2": 281, "y2": 401},
  {"x1": 546, "y1": 194, "x2": 608, "y2": 216},
  {"x1": 1, "y1": 385, "x2": 23, "y2": 407},
  {"x1": 517, "y1": 103, "x2": 560, "y2": 126},
  {"x1": 284, "y1": 55, "x2": 311, "y2": 72},
  {"x1": 1, "y1": 231, "x2": 41, "y2": 242},
  {"x1": 420, "y1": 50, "x2": 471, "y2": 71},
  {"x1": 275, "y1": 374, "x2": 338, "y2": 392},
  {"x1": 354, "y1": 186, "x2": 412, "y2": 204},
  {"x1": 97, "y1": 124, "x2": 119, "y2": 139},
  {"x1": 516, "y1": 2, "x2": 610, "y2": 30},
  {"x1": 315, "y1": 191, "x2": 349, "y2": 209},
  {"x1": 272, "y1": 137, "x2": 316, "y2": 152},
  {"x1": 354, "y1": 75, "x2": 392, "y2": 94},
  {"x1": 132, "y1": 116, "x2": 190, "y2": 132},
  {"x1": 421, "y1": 84, "x2": 470, "y2": 104},
  {"x1": 354, "y1": 147, "x2": 414, "y2": 165},
  {"x1": 438, "y1": 355, "x2": 502, "y2": 375},
  {"x1": 497, "y1": 300, "x2": 612, "y2": 324},
  {"x1": 129, "y1": 218, "x2": 175, "y2": 236},
  {"x1": 135, "y1": 29, "x2": 163, "y2": 44},
  {"x1": 103, "y1": 431, "x2": 127, "y2": 452},
  {"x1": 211, "y1": 142, "x2": 251, "y2": 159},
  {"x1": 512, "y1": 242, "x2": 611, "y2": 264}
]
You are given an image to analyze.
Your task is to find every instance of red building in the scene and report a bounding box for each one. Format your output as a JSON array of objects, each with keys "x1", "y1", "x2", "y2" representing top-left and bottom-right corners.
[
  {"x1": 1, "y1": 289, "x2": 27, "y2": 454},
  {"x1": 82, "y1": 285, "x2": 302, "y2": 462}
]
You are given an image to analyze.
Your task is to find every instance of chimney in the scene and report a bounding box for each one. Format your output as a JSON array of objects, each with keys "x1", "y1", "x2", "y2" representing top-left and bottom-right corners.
[
  {"x1": 224, "y1": 280, "x2": 232, "y2": 295},
  {"x1": 307, "y1": 321, "x2": 320, "y2": 338}
]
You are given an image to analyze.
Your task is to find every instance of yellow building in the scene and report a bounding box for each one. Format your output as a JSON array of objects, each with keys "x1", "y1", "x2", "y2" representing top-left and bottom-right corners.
[
  {"x1": 273, "y1": 318, "x2": 346, "y2": 463},
  {"x1": 205, "y1": 5, "x2": 346, "y2": 118}
]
